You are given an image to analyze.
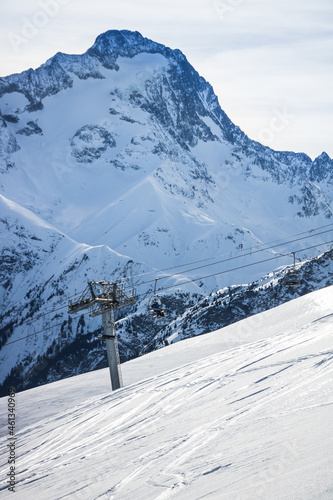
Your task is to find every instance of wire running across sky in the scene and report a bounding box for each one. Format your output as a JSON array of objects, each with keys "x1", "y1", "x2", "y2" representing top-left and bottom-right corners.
[
  {"x1": 121, "y1": 222, "x2": 333, "y2": 283},
  {"x1": 131, "y1": 227, "x2": 333, "y2": 290},
  {"x1": 2, "y1": 223, "x2": 333, "y2": 338},
  {"x1": 2, "y1": 238, "x2": 332, "y2": 349}
]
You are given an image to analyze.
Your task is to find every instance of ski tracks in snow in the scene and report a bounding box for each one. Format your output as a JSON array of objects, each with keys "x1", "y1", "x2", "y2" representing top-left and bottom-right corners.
[
  {"x1": 1, "y1": 313, "x2": 332, "y2": 499},
  {"x1": 103, "y1": 322, "x2": 333, "y2": 499}
]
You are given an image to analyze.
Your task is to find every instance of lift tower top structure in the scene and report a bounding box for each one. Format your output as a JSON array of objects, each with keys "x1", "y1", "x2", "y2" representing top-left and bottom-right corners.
[{"x1": 68, "y1": 281, "x2": 136, "y2": 391}]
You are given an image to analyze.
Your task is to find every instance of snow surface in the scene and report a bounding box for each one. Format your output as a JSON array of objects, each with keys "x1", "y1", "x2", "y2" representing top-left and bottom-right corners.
[{"x1": 1, "y1": 286, "x2": 332, "y2": 499}]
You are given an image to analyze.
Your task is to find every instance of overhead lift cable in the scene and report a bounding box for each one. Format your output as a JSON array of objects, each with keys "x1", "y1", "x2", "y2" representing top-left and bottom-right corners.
[
  {"x1": 3, "y1": 240, "x2": 332, "y2": 348},
  {"x1": 2, "y1": 227, "x2": 333, "y2": 333},
  {"x1": 131, "y1": 229, "x2": 333, "y2": 290},
  {"x1": 121, "y1": 222, "x2": 333, "y2": 282},
  {"x1": 2, "y1": 311, "x2": 91, "y2": 347},
  {"x1": 135, "y1": 240, "x2": 333, "y2": 299}
]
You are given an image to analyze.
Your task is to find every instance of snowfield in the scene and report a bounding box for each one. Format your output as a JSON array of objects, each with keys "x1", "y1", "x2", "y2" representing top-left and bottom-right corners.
[{"x1": 1, "y1": 286, "x2": 333, "y2": 499}]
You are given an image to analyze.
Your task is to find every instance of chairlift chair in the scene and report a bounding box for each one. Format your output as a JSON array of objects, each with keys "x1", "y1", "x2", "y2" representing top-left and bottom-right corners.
[
  {"x1": 281, "y1": 252, "x2": 300, "y2": 287},
  {"x1": 148, "y1": 279, "x2": 165, "y2": 318},
  {"x1": 281, "y1": 276, "x2": 300, "y2": 287}
]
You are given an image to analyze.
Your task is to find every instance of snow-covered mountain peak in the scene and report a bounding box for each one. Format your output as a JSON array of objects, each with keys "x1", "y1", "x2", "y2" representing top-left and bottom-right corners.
[
  {"x1": 310, "y1": 151, "x2": 333, "y2": 183},
  {"x1": 0, "y1": 29, "x2": 332, "y2": 259},
  {"x1": 315, "y1": 151, "x2": 331, "y2": 162}
]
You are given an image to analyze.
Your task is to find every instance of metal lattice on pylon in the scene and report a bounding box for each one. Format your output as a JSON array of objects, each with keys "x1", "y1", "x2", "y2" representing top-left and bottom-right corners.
[
  {"x1": 68, "y1": 281, "x2": 136, "y2": 316},
  {"x1": 68, "y1": 281, "x2": 136, "y2": 391}
]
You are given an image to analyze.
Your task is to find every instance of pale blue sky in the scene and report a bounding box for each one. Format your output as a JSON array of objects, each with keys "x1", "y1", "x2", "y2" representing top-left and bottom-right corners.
[{"x1": 1, "y1": 0, "x2": 332, "y2": 159}]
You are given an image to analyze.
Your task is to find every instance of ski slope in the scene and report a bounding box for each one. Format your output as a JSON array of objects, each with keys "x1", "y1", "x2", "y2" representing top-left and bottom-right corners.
[{"x1": 1, "y1": 287, "x2": 333, "y2": 499}]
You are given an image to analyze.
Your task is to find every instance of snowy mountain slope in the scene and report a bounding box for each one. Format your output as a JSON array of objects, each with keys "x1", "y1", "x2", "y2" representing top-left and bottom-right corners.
[
  {"x1": 0, "y1": 193, "x2": 204, "y2": 394},
  {"x1": 0, "y1": 29, "x2": 332, "y2": 268},
  {"x1": 1, "y1": 29, "x2": 333, "y2": 393},
  {"x1": 1, "y1": 29, "x2": 332, "y2": 280},
  {"x1": 0, "y1": 287, "x2": 332, "y2": 500},
  {"x1": 154, "y1": 248, "x2": 333, "y2": 346},
  {"x1": 0, "y1": 227, "x2": 331, "y2": 398}
]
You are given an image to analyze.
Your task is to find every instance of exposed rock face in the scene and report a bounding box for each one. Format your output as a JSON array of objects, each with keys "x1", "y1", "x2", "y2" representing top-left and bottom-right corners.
[{"x1": 70, "y1": 125, "x2": 116, "y2": 163}]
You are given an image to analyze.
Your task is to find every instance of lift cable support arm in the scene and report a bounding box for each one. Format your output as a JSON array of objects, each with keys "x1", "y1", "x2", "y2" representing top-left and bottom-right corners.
[{"x1": 68, "y1": 281, "x2": 136, "y2": 391}]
